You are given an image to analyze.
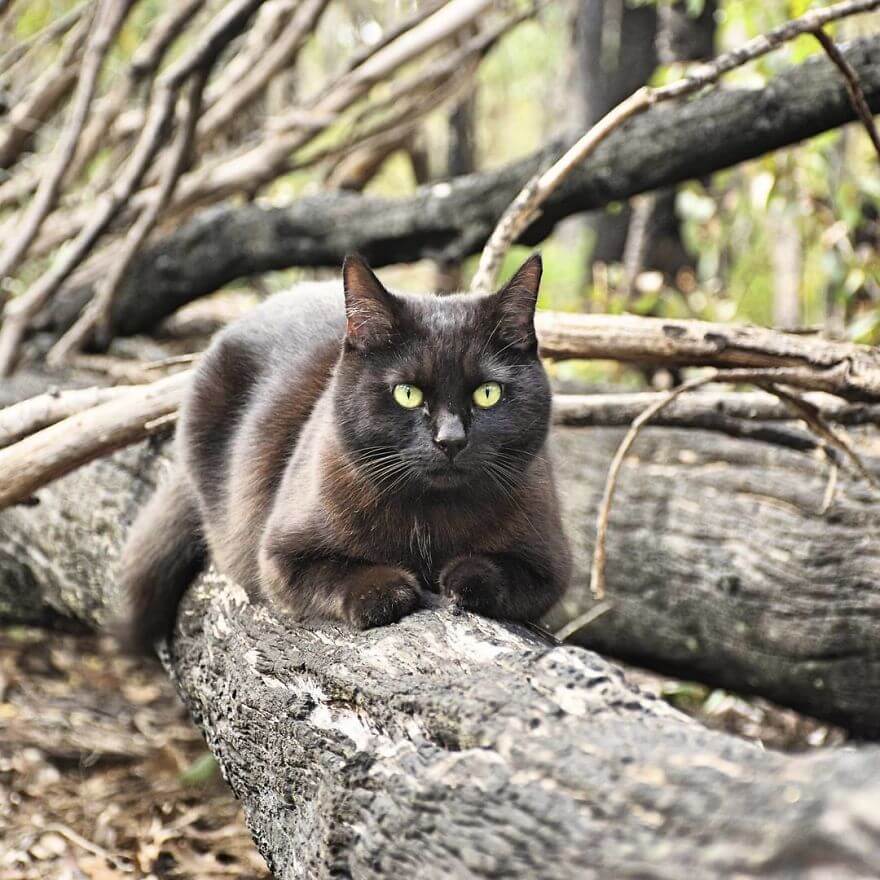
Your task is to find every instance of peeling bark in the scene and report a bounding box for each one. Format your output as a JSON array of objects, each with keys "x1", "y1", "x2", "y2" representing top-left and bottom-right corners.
[{"x1": 2, "y1": 439, "x2": 880, "y2": 876}]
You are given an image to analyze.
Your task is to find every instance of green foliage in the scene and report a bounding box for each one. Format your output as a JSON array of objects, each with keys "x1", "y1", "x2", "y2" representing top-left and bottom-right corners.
[{"x1": 179, "y1": 751, "x2": 220, "y2": 787}]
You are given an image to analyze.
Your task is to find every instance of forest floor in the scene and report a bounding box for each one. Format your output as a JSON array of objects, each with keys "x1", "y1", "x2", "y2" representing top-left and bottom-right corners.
[
  {"x1": 0, "y1": 627, "x2": 269, "y2": 880},
  {"x1": 0, "y1": 623, "x2": 846, "y2": 880}
]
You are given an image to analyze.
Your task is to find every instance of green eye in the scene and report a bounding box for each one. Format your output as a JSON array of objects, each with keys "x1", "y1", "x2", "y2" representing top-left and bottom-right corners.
[
  {"x1": 473, "y1": 381, "x2": 502, "y2": 408},
  {"x1": 393, "y1": 383, "x2": 424, "y2": 409}
]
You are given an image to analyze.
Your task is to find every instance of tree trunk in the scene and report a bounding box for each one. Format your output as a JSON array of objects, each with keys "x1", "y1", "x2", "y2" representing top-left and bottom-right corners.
[
  {"x1": 38, "y1": 35, "x2": 880, "y2": 341},
  {"x1": 575, "y1": 0, "x2": 660, "y2": 269},
  {"x1": 575, "y1": 0, "x2": 715, "y2": 283},
  {"x1": 3, "y1": 437, "x2": 880, "y2": 877}
]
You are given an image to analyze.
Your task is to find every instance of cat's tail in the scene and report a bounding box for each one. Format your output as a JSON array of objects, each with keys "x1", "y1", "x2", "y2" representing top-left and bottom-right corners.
[{"x1": 115, "y1": 467, "x2": 206, "y2": 653}]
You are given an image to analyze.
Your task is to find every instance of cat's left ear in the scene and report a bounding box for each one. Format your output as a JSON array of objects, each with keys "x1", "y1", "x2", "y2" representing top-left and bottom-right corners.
[
  {"x1": 342, "y1": 254, "x2": 398, "y2": 350},
  {"x1": 492, "y1": 254, "x2": 542, "y2": 350}
]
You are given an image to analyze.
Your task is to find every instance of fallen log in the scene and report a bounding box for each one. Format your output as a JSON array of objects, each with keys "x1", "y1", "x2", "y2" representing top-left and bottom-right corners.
[
  {"x1": 5, "y1": 299, "x2": 880, "y2": 733},
  {"x1": 2, "y1": 364, "x2": 879, "y2": 733},
  {"x1": 3, "y1": 440, "x2": 880, "y2": 877},
  {"x1": 42, "y1": 35, "x2": 880, "y2": 339}
]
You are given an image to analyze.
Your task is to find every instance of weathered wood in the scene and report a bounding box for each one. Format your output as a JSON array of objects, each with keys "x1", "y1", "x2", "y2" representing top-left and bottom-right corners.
[
  {"x1": 3, "y1": 441, "x2": 880, "y2": 877},
  {"x1": 3, "y1": 358, "x2": 879, "y2": 734},
  {"x1": 43, "y1": 35, "x2": 880, "y2": 339},
  {"x1": 536, "y1": 312, "x2": 880, "y2": 401},
  {"x1": 0, "y1": 371, "x2": 188, "y2": 508},
  {"x1": 0, "y1": 383, "x2": 131, "y2": 448},
  {"x1": 547, "y1": 426, "x2": 880, "y2": 736},
  {"x1": 553, "y1": 390, "x2": 880, "y2": 427}
]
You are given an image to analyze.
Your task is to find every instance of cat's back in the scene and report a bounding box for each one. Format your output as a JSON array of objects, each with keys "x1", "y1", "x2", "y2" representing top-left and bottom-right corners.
[
  {"x1": 213, "y1": 280, "x2": 344, "y2": 369},
  {"x1": 179, "y1": 281, "x2": 345, "y2": 529}
]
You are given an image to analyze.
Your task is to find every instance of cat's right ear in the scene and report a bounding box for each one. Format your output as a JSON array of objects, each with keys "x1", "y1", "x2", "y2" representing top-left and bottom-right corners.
[{"x1": 342, "y1": 254, "x2": 397, "y2": 350}]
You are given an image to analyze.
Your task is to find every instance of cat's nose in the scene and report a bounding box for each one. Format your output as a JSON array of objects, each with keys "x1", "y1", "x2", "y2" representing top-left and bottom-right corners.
[{"x1": 433, "y1": 413, "x2": 467, "y2": 460}]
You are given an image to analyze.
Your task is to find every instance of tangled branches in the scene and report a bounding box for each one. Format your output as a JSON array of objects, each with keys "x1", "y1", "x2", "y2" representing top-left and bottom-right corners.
[{"x1": 0, "y1": 0, "x2": 532, "y2": 375}]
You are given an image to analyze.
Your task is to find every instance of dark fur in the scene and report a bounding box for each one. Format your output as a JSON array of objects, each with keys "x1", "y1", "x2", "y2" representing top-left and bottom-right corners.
[{"x1": 118, "y1": 255, "x2": 571, "y2": 650}]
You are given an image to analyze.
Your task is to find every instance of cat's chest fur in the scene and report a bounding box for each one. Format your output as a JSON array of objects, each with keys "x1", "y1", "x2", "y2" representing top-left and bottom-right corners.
[{"x1": 293, "y1": 441, "x2": 523, "y2": 588}]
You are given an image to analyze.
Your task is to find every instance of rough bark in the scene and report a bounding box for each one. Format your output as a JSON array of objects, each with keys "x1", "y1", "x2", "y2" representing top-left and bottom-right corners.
[
  {"x1": 3, "y1": 439, "x2": 880, "y2": 877},
  {"x1": 3, "y1": 402, "x2": 880, "y2": 731},
  {"x1": 547, "y1": 426, "x2": 880, "y2": 737},
  {"x1": 43, "y1": 35, "x2": 880, "y2": 338}
]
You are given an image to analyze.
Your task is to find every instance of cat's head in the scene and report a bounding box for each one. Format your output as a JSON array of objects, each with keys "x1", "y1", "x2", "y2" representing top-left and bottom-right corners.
[{"x1": 334, "y1": 254, "x2": 551, "y2": 499}]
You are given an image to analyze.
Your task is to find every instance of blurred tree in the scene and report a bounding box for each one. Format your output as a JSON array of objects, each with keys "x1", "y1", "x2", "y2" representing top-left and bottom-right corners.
[{"x1": 574, "y1": 0, "x2": 717, "y2": 291}]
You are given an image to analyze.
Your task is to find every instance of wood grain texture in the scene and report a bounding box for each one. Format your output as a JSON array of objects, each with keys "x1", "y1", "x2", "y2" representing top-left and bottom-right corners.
[{"x1": 547, "y1": 426, "x2": 880, "y2": 736}]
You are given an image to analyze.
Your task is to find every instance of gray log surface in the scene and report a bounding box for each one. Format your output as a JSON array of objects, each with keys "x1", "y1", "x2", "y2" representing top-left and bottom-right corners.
[
  {"x1": 45, "y1": 36, "x2": 880, "y2": 338},
  {"x1": 2, "y1": 361, "x2": 879, "y2": 733},
  {"x1": 2, "y1": 438, "x2": 880, "y2": 877}
]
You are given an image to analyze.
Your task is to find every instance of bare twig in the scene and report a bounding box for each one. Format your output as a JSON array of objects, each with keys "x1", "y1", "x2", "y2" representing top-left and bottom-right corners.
[
  {"x1": 0, "y1": 385, "x2": 132, "y2": 448},
  {"x1": 0, "y1": 13, "x2": 90, "y2": 170},
  {"x1": 813, "y1": 28, "x2": 880, "y2": 161},
  {"x1": 64, "y1": 0, "x2": 207, "y2": 185},
  {"x1": 0, "y1": 0, "x2": 136, "y2": 280},
  {"x1": 552, "y1": 389, "x2": 880, "y2": 427},
  {"x1": 198, "y1": 0, "x2": 329, "y2": 142},
  {"x1": 590, "y1": 373, "x2": 720, "y2": 599},
  {"x1": 318, "y1": 0, "x2": 448, "y2": 95},
  {"x1": 471, "y1": 0, "x2": 880, "y2": 293},
  {"x1": 470, "y1": 88, "x2": 652, "y2": 294},
  {"x1": 152, "y1": 0, "x2": 496, "y2": 214},
  {"x1": 766, "y1": 383, "x2": 880, "y2": 491},
  {"x1": 0, "y1": 0, "x2": 267, "y2": 376},
  {"x1": 554, "y1": 601, "x2": 615, "y2": 642},
  {"x1": 0, "y1": 371, "x2": 191, "y2": 510},
  {"x1": 553, "y1": 393, "x2": 817, "y2": 454},
  {"x1": 44, "y1": 823, "x2": 132, "y2": 872},
  {"x1": 0, "y1": 0, "x2": 88, "y2": 79},
  {"x1": 588, "y1": 364, "x2": 880, "y2": 599},
  {"x1": 534, "y1": 311, "x2": 880, "y2": 401},
  {"x1": 820, "y1": 461, "x2": 840, "y2": 514},
  {"x1": 49, "y1": 64, "x2": 212, "y2": 362}
]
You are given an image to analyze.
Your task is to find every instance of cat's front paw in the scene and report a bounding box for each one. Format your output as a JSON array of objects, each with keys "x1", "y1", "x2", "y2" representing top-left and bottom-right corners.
[
  {"x1": 439, "y1": 555, "x2": 503, "y2": 614},
  {"x1": 343, "y1": 567, "x2": 421, "y2": 629}
]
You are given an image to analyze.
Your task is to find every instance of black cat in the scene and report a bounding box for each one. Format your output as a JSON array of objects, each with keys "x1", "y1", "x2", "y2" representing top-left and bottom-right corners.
[{"x1": 118, "y1": 254, "x2": 571, "y2": 650}]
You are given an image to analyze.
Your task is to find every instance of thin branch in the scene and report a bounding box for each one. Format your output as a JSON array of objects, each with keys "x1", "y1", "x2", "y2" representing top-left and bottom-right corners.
[
  {"x1": 0, "y1": 0, "x2": 88, "y2": 79},
  {"x1": 0, "y1": 0, "x2": 267, "y2": 376},
  {"x1": 553, "y1": 393, "x2": 818, "y2": 454},
  {"x1": 0, "y1": 13, "x2": 90, "y2": 170},
  {"x1": 588, "y1": 365, "x2": 880, "y2": 599},
  {"x1": 49, "y1": 65, "x2": 212, "y2": 363},
  {"x1": 554, "y1": 601, "x2": 614, "y2": 642},
  {"x1": 0, "y1": 0, "x2": 136, "y2": 280},
  {"x1": 766, "y1": 383, "x2": 880, "y2": 491},
  {"x1": 198, "y1": 0, "x2": 329, "y2": 143},
  {"x1": 471, "y1": 0, "x2": 880, "y2": 293},
  {"x1": 0, "y1": 385, "x2": 132, "y2": 448},
  {"x1": 147, "y1": 0, "x2": 496, "y2": 217},
  {"x1": 64, "y1": 0, "x2": 207, "y2": 185},
  {"x1": 533, "y1": 311, "x2": 880, "y2": 401},
  {"x1": 813, "y1": 28, "x2": 880, "y2": 161},
  {"x1": 820, "y1": 461, "x2": 840, "y2": 514},
  {"x1": 0, "y1": 370, "x2": 190, "y2": 510},
  {"x1": 316, "y1": 0, "x2": 448, "y2": 96},
  {"x1": 590, "y1": 372, "x2": 720, "y2": 599},
  {"x1": 470, "y1": 87, "x2": 652, "y2": 294},
  {"x1": 551, "y1": 389, "x2": 880, "y2": 427}
]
